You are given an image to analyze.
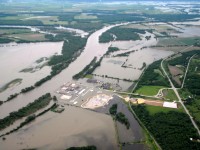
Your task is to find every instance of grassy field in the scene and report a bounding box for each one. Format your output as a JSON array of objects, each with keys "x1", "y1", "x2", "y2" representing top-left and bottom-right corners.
[
  {"x1": 145, "y1": 105, "x2": 184, "y2": 115},
  {"x1": 0, "y1": 28, "x2": 31, "y2": 35},
  {"x1": 74, "y1": 13, "x2": 98, "y2": 20},
  {"x1": 163, "y1": 89, "x2": 178, "y2": 101},
  {"x1": 135, "y1": 86, "x2": 166, "y2": 96},
  {"x1": 6, "y1": 33, "x2": 47, "y2": 41},
  {"x1": 26, "y1": 16, "x2": 68, "y2": 25},
  {"x1": 158, "y1": 37, "x2": 200, "y2": 46},
  {"x1": 85, "y1": 74, "x2": 93, "y2": 79}
]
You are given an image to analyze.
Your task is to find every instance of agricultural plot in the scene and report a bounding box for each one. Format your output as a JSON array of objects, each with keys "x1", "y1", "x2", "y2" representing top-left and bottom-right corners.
[
  {"x1": 74, "y1": 13, "x2": 98, "y2": 20},
  {"x1": 157, "y1": 37, "x2": 200, "y2": 46},
  {"x1": 23, "y1": 16, "x2": 69, "y2": 25},
  {"x1": 145, "y1": 105, "x2": 183, "y2": 115},
  {"x1": 135, "y1": 86, "x2": 165, "y2": 96},
  {"x1": 162, "y1": 89, "x2": 178, "y2": 101},
  {"x1": 168, "y1": 65, "x2": 184, "y2": 86},
  {"x1": 5, "y1": 33, "x2": 47, "y2": 42},
  {"x1": 0, "y1": 28, "x2": 30, "y2": 35}
]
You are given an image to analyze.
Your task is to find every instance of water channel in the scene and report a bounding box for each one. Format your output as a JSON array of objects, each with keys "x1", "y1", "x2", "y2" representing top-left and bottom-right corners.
[{"x1": 0, "y1": 23, "x2": 174, "y2": 149}]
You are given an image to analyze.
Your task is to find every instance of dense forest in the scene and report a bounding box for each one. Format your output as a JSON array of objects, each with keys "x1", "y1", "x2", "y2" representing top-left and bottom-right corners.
[
  {"x1": 99, "y1": 27, "x2": 146, "y2": 43},
  {"x1": 167, "y1": 50, "x2": 200, "y2": 88},
  {"x1": 132, "y1": 104, "x2": 200, "y2": 150},
  {"x1": 136, "y1": 59, "x2": 170, "y2": 90}
]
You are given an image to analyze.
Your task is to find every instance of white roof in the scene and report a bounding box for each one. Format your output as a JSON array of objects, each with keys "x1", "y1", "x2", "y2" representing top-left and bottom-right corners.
[
  {"x1": 163, "y1": 102, "x2": 177, "y2": 108},
  {"x1": 60, "y1": 95, "x2": 72, "y2": 100}
]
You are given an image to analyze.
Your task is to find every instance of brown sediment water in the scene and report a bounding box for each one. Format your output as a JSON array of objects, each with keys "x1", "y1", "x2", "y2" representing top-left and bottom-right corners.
[{"x1": 0, "y1": 106, "x2": 118, "y2": 150}]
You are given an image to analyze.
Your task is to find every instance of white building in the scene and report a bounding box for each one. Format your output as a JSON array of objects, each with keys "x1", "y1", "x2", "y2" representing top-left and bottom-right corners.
[{"x1": 163, "y1": 102, "x2": 177, "y2": 108}]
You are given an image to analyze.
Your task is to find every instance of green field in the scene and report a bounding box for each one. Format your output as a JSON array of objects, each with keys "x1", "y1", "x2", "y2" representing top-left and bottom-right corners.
[
  {"x1": 163, "y1": 89, "x2": 178, "y2": 101},
  {"x1": 135, "y1": 86, "x2": 166, "y2": 96},
  {"x1": 0, "y1": 28, "x2": 30, "y2": 35},
  {"x1": 158, "y1": 37, "x2": 200, "y2": 46},
  {"x1": 74, "y1": 13, "x2": 98, "y2": 20},
  {"x1": 145, "y1": 105, "x2": 184, "y2": 115},
  {"x1": 6, "y1": 33, "x2": 47, "y2": 41},
  {"x1": 24, "y1": 16, "x2": 68, "y2": 25},
  {"x1": 85, "y1": 74, "x2": 93, "y2": 79}
]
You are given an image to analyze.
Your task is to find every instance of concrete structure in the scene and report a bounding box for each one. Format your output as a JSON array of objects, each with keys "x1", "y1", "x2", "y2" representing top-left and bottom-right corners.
[
  {"x1": 163, "y1": 102, "x2": 177, "y2": 108},
  {"x1": 81, "y1": 94, "x2": 113, "y2": 109}
]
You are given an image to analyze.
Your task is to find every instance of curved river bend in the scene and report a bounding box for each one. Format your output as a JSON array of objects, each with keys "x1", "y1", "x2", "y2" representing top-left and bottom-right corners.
[{"x1": 0, "y1": 23, "x2": 128, "y2": 118}]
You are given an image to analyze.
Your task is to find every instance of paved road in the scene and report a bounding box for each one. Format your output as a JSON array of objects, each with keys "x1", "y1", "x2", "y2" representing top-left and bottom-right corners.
[{"x1": 161, "y1": 57, "x2": 200, "y2": 136}]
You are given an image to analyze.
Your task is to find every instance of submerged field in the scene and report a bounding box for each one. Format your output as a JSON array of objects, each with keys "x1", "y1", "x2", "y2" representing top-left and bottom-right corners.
[{"x1": 0, "y1": 0, "x2": 200, "y2": 150}]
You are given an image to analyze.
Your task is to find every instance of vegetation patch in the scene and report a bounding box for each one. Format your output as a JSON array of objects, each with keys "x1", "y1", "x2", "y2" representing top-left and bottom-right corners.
[
  {"x1": 135, "y1": 60, "x2": 170, "y2": 94},
  {"x1": 74, "y1": 13, "x2": 98, "y2": 20},
  {"x1": 168, "y1": 65, "x2": 183, "y2": 86},
  {"x1": 135, "y1": 86, "x2": 165, "y2": 96},
  {"x1": 158, "y1": 37, "x2": 200, "y2": 47},
  {"x1": 99, "y1": 27, "x2": 146, "y2": 43},
  {"x1": 73, "y1": 57, "x2": 102, "y2": 80},
  {"x1": 0, "y1": 78, "x2": 22, "y2": 93},
  {"x1": 0, "y1": 93, "x2": 52, "y2": 131},
  {"x1": 6, "y1": 33, "x2": 47, "y2": 42},
  {"x1": 132, "y1": 104, "x2": 200, "y2": 150},
  {"x1": 166, "y1": 50, "x2": 200, "y2": 88},
  {"x1": 105, "y1": 46, "x2": 120, "y2": 55},
  {"x1": 109, "y1": 104, "x2": 130, "y2": 129},
  {"x1": 145, "y1": 105, "x2": 183, "y2": 115},
  {"x1": 180, "y1": 54, "x2": 200, "y2": 128},
  {"x1": 162, "y1": 89, "x2": 178, "y2": 101}
]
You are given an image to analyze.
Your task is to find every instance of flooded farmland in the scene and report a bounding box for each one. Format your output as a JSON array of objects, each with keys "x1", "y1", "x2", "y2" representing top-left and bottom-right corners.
[
  {"x1": 0, "y1": 23, "x2": 133, "y2": 118},
  {"x1": 0, "y1": 106, "x2": 118, "y2": 150},
  {"x1": 1, "y1": 20, "x2": 197, "y2": 150},
  {"x1": 0, "y1": 42, "x2": 63, "y2": 100}
]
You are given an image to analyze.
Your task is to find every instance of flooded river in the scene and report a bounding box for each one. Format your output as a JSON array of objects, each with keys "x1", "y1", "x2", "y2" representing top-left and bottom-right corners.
[
  {"x1": 0, "y1": 23, "x2": 128, "y2": 119},
  {"x1": 0, "y1": 23, "x2": 174, "y2": 149}
]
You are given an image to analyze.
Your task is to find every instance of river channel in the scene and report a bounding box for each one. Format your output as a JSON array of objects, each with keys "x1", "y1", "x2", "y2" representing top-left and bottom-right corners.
[
  {"x1": 0, "y1": 23, "x2": 174, "y2": 149},
  {"x1": 0, "y1": 23, "x2": 129, "y2": 119}
]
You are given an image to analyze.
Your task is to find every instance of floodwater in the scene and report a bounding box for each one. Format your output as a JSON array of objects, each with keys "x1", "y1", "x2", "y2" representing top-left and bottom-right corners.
[
  {"x1": 0, "y1": 106, "x2": 118, "y2": 150},
  {"x1": 95, "y1": 95, "x2": 145, "y2": 148},
  {"x1": 169, "y1": 22, "x2": 200, "y2": 37},
  {"x1": 94, "y1": 32, "x2": 173, "y2": 81},
  {"x1": 0, "y1": 22, "x2": 175, "y2": 149},
  {"x1": 0, "y1": 42, "x2": 63, "y2": 100},
  {"x1": 55, "y1": 26, "x2": 89, "y2": 38},
  {"x1": 0, "y1": 25, "x2": 56, "y2": 36},
  {"x1": 0, "y1": 23, "x2": 127, "y2": 118}
]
